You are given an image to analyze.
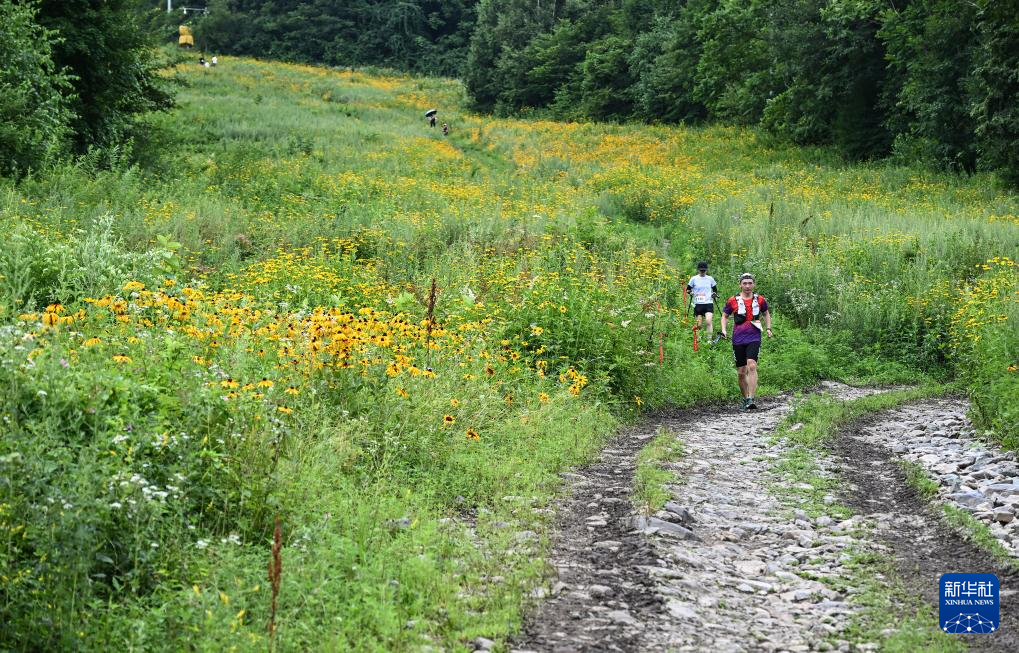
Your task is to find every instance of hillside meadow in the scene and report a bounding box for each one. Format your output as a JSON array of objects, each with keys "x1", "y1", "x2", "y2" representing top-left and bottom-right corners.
[{"x1": 1, "y1": 56, "x2": 1016, "y2": 651}]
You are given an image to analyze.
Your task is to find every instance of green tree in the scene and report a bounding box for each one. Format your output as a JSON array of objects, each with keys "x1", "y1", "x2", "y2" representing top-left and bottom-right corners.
[
  {"x1": 629, "y1": 3, "x2": 712, "y2": 124},
  {"x1": 757, "y1": 0, "x2": 894, "y2": 159},
  {"x1": 465, "y1": 0, "x2": 560, "y2": 111},
  {"x1": 757, "y1": 0, "x2": 832, "y2": 145},
  {"x1": 880, "y1": 0, "x2": 978, "y2": 172},
  {"x1": 199, "y1": 1, "x2": 478, "y2": 77},
  {"x1": 970, "y1": 0, "x2": 1019, "y2": 186},
  {"x1": 0, "y1": 0, "x2": 72, "y2": 176},
  {"x1": 35, "y1": 0, "x2": 174, "y2": 153},
  {"x1": 821, "y1": 0, "x2": 893, "y2": 159},
  {"x1": 578, "y1": 35, "x2": 635, "y2": 120},
  {"x1": 497, "y1": 7, "x2": 610, "y2": 115},
  {"x1": 693, "y1": 0, "x2": 778, "y2": 124}
]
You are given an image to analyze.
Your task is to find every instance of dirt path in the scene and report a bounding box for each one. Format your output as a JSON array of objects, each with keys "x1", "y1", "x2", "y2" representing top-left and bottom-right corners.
[
  {"x1": 839, "y1": 403, "x2": 1019, "y2": 653},
  {"x1": 511, "y1": 386, "x2": 1018, "y2": 653},
  {"x1": 512, "y1": 383, "x2": 879, "y2": 652}
]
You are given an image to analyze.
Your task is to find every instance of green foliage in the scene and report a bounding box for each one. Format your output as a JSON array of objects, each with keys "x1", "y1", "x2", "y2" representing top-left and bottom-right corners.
[
  {"x1": 949, "y1": 258, "x2": 1019, "y2": 449},
  {"x1": 501, "y1": 16, "x2": 602, "y2": 116},
  {"x1": 0, "y1": 215, "x2": 165, "y2": 311},
  {"x1": 577, "y1": 36, "x2": 635, "y2": 121},
  {"x1": 970, "y1": 0, "x2": 1019, "y2": 187},
  {"x1": 166, "y1": 0, "x2": 1019, "y2": 185},
  {"x1": 456, "y1": 0, "x2": 1019, "y2": 185},
  {"x1": 880, "y1": 0, "x2": 978, "y2": 172},
  {"x1": 199, "y1": 0, "x2": 479, "y2": 78},
  {"x1": 902, "y1": 459, "x2": 1019, "y2": 571},
  {"x1": 941, "y1": 505, "x2": 1019, "y2": 572},
  {"x1": 35, "y1": 0, "x2": 174, "y2": 153},
  {"x1": 629, "y1": 9, "x2": 709, "y2": 124},
  {"x1": 821, "y1": 0, "x2": 893, "y2": 160},
  {"x1": 0, "y1": 0, "x2": 72, "y2": 176},
  {"x1": 465, "y1": 0, "x2": 558, "y2": 112},
  {"x1": 836, "y1": 552, "x2": 966, "y2": 653},
  {"x1": 898, "y1": 459, "x2": 940, "y2": 501},
  {"x1": 0, "y1": 0, "x2": 173, "y2": 178},
  {"x1": 694, "y1": 0, "x2": 777, "y2": 125}
]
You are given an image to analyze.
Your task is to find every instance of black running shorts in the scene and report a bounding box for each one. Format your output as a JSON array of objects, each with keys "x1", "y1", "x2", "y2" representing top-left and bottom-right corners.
[
  {"x1": 693, "y1": 303, "x2": 713, "y2": 317},
  {"x1": 732, "y1": 342, "x2": 761, "y2": 368}
]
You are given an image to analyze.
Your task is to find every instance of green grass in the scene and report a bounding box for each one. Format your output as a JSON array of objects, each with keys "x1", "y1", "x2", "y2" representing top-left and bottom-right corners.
[
  {"x1": 899, "y1": 459, "x2": 941, "y2": 501},
  {"x1": 832, "y1": 550, "x2": 966, "y2": 653},
  {"x1": 0, "y1": 52, "x2": 1015, "y2": 650},
  {"x1": 770, "y1": 386, "x2": 949, "y2": 517},
  {"x1": 631, "y1": 427, "x2": 686, "y2": 515},
  {"x1": 941, "y1": 506, "x2": 1019, "y2": 572}
]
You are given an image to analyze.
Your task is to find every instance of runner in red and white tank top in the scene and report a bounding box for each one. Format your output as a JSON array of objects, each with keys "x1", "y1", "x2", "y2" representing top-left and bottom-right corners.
[{"x1": 720, "y1": 272, "x2": 773, "y2": 410}]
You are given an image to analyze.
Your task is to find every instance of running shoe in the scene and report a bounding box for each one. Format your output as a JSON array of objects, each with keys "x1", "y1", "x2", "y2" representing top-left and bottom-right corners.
[{"x1": 747, "y1": 396, "x2": 758, "y2": 410}]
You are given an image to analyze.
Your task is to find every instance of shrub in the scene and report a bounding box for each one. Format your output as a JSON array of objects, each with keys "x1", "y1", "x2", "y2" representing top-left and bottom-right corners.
[{"x1": 0, "y1": 0, "x2": 72, "y2": 176}]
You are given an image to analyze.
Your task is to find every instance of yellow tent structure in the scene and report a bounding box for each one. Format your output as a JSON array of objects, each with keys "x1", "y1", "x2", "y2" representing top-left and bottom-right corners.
[{"x1": 178, "y1": 25, "x2": 194, "y2": 48}]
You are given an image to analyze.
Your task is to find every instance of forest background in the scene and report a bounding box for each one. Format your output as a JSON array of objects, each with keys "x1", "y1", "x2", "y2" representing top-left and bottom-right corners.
[{"x1": 190, "y1": 0, "x2": 1019, "y2": 184}]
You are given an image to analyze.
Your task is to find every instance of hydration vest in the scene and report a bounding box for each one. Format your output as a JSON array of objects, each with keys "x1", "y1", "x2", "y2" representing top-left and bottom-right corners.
[{"x1": 733, "y1": 294, "x2": 761, "y2": 327}]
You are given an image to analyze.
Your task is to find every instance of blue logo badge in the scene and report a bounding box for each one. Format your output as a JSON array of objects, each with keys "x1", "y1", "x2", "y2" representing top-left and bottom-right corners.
[{"x1": 939, "y1": 573, "x2": 999, "y2": 633}]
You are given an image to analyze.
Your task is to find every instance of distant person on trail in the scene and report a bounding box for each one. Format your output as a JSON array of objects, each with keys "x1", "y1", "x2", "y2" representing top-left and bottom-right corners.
[
  {"x1": 687, "y1": 261, "x2": 718, "y2": 339},
  {"x1": 442, "y1": 122, "x2": 449, "y2": 136},
  {"x1": 199, "y1": 56, "x2": 206, "y2": 66},
  {"x1": 429, "y1": 114, "x2": 437, "y2": 128},
  {"x1": 211, "y1": 55, "x2": 218, "y2": 66},
  {"x1": 720, "y1": 272, "x2": 772, "y2": 410}
]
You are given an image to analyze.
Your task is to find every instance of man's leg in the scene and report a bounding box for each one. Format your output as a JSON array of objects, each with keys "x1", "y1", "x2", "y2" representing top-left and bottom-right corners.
[
  {"x1": 745, "y1": 359, "x2": 758, "y2": 399},
  {"x1": 737, "y1": 365, "x2": 749, "y2": 398},
  {"x1": 704, "y1": 311, "x2": 714, "y2": 336}
]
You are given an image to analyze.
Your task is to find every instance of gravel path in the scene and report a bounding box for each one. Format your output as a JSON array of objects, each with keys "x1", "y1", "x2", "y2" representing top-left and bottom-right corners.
[
  {"x1": 513, "y1": 383, "x2": 882, "y2": 652},
  {"x1": 853, "y1": 399, "x2": 1019, "y2": 556},
  {"x1": 841, "y1": 400, "x2": 1019, "y2": 653},
  {"x1": 512, "y1": 386, "x2": 1019, "y2": 653},
  {"x1": 636, "y1": 383, "x2": 886, "y2": 653}
]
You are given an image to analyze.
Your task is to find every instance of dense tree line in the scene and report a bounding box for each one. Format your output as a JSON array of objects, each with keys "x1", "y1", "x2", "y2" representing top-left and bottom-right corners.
[
  {"x1": 0, "y1": 0, "x2": 173, "y2": 177},
  {"x1": 196, "y1": 0, "x2": 479, "y2": 77},
  {"x1": 4, "y1": 0, "x2": 1016, "y2": 184},
  {"x1": 465, "y1": 0, "x2": 1019, "y2": 184}
]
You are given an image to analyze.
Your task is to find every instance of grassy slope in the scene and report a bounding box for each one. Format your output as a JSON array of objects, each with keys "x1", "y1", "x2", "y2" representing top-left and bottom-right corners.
[{"x1": 0, "y1": 55, "x2": 1016, "y2": 650}]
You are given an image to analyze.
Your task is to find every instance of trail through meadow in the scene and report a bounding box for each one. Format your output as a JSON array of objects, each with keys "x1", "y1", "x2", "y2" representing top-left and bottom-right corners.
[
  {"x1": 3, "y1": 58, "x2": 1016, "y2": 651},
  {"x1": 512, "y1": 385, "x2": 1019, "y2": 653}
]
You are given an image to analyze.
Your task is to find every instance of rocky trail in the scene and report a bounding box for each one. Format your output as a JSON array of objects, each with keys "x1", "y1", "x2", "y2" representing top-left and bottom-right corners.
[
  {"x1": 839, "y1": 401, "x2": 1019, "y2": 653},
  {"x1": 508, "y1": 385, "x2": 1019, "y2": 653}
]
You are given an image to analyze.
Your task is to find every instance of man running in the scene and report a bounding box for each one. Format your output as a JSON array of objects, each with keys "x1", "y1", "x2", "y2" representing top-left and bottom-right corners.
[
  {"x1": 720, "y1": 272, "x2": 772, "y2": 410},
  {"x1": 686, "y1": 261, "x2": 718, "y2": 339}
]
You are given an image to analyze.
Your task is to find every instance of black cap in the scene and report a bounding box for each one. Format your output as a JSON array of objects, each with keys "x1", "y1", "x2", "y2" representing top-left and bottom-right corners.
[{"x1": 697, "y1": 261, "x2": 708, "y2": 271}]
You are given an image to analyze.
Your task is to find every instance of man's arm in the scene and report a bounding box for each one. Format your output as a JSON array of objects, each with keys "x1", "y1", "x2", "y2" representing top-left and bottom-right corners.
[{"x1": 763, "y1": 309, "x2": 772, "y2": 337}]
